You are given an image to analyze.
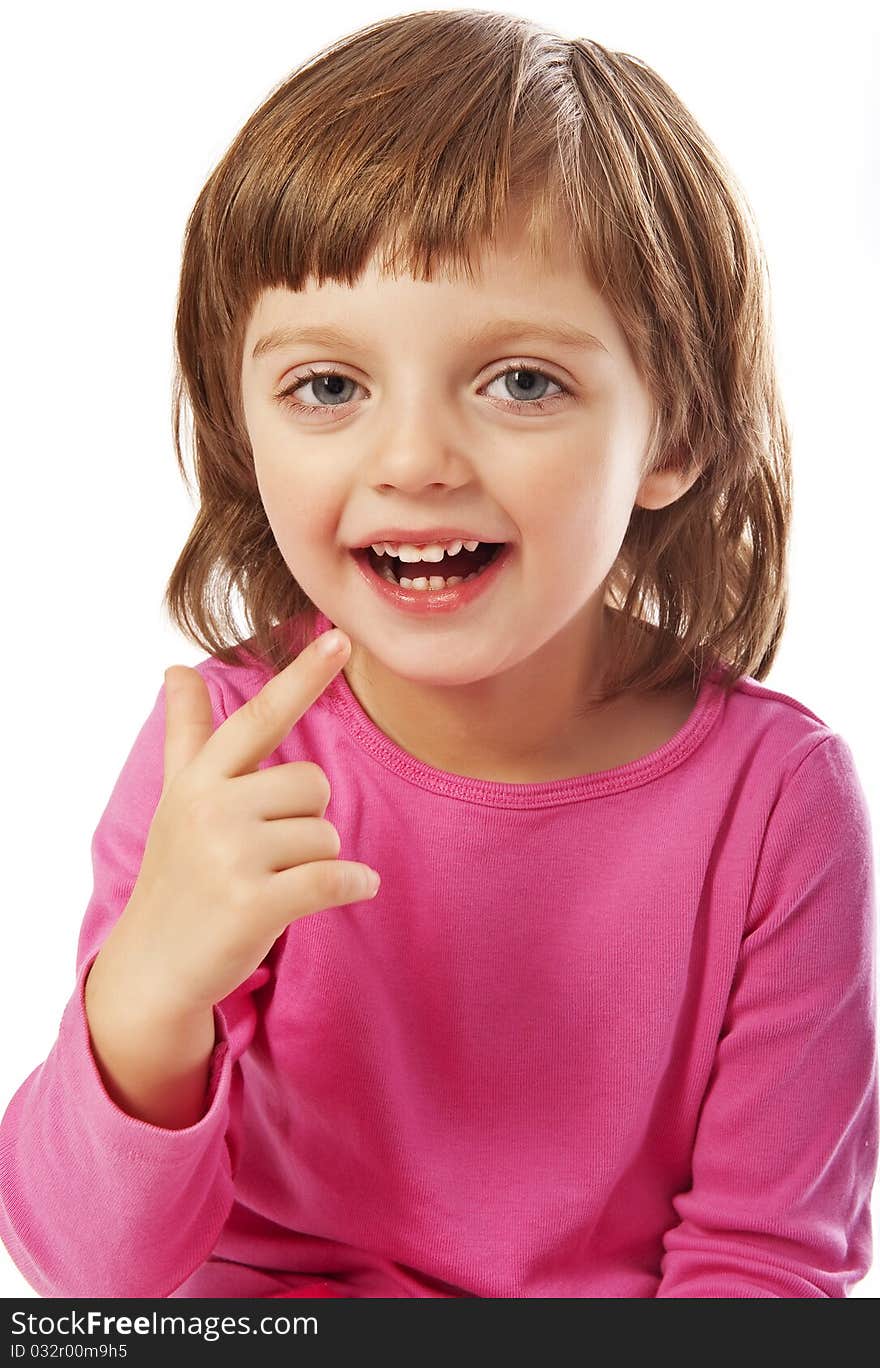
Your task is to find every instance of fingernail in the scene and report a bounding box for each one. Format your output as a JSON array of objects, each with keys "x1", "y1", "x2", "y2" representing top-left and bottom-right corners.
[{"x1": 318, "y1": 629, "x2": 347, "y2": 657}]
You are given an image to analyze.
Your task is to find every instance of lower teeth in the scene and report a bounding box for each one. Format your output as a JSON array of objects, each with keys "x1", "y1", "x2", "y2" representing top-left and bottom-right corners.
[{"x1": 378, "y1": 557, "x2": 496, "y2": 591}]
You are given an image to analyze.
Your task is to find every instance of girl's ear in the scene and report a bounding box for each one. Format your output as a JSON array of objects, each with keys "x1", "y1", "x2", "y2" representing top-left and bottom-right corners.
[{"x1": 634, "y1": 450, "x2": 702, "y2": 511}]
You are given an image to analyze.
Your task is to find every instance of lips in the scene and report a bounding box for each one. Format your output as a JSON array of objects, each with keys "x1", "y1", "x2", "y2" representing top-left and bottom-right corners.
[{"x1": 350, "y1": 539, "x2": 515, "y2": 614}]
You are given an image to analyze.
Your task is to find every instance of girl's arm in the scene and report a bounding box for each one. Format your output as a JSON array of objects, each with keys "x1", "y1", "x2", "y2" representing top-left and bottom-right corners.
[
  {"x1": 0, "y1": 671, "x2": 265, "y2": 1298},
  {"x1": 83, "y1": 927, "x2": 218, "y2": 1131},
  {"x1": 656, "y1": 733, "x2": 878, "y2": 1297}
]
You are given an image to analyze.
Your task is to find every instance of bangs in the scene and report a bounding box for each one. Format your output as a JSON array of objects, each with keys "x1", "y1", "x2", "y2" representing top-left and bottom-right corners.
[{"x1": 205, "y1": 21, "x2": 589, "y2": 319}]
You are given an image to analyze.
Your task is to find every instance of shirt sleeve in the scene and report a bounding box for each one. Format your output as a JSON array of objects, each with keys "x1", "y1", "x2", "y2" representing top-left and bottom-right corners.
[
  {"x1": 0, "y1": 670, "x2": 270, "y2": 1298},
  {"x1": 657, "y1": 732, "x2": 878, "y2": 1298}
]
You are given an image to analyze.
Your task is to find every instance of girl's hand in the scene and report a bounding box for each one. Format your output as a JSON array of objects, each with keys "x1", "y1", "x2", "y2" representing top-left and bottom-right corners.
[{"x1": 109, "y1": 629, "x2": 379, "y2": 1020}]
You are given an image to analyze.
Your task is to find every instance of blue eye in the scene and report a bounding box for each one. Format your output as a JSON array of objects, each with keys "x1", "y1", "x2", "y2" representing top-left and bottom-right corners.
[
  {"x1": 485, "y1": 366, "x2": 565, "y2": 408},
  {"x1": 275, "y1": 362, "x2": 571, "y2": 420},
  {"x1": 280, "y1": 370, "x2": 356, "y2": 408}
]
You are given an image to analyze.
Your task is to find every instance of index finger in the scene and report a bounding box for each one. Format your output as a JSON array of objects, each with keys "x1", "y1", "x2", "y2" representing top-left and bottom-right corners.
[{"x1": 200, "y1": 628, "x2": 350, "y2": 779}]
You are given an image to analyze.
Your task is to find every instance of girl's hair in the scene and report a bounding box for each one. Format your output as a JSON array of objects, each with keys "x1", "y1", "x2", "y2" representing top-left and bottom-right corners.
[{"x1": 165, "y1": 7, "x2": 791, "y2": 705}]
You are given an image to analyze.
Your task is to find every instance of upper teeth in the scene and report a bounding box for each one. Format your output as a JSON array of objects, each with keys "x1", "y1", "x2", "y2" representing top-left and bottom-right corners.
[{"x1": 370, "y1": 539, "x2": 481, "y2": 562}]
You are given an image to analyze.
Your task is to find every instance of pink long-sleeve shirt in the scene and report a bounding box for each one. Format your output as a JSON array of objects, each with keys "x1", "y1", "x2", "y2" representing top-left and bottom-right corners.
[{"x1": 1, "y1": 609, "x2": 877, "y2": 1298}]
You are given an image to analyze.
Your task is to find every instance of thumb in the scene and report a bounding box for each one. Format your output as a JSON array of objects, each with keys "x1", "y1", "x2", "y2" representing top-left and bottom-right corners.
[{"x1": 162, "y1": 666, "x2": 216, "y2": 797}]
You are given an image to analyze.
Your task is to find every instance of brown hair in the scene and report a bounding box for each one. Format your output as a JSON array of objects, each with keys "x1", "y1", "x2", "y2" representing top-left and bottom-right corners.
[{"x1": 165, "y1": 7, "x2": 791, "y2": 704}]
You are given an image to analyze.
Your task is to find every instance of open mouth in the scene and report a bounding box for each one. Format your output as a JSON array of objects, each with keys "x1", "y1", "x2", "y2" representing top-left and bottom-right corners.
[{"x1": 355, "y1": 541, "x2": 506, "y2": 588}]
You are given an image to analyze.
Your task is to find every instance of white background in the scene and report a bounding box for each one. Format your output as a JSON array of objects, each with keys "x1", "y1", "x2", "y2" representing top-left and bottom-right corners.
[{"x1": 1, "y1": 0, "x2": 877, "y2": 1299}]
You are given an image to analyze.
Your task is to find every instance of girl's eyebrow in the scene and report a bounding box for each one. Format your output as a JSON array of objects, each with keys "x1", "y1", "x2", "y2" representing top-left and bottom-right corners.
[{"x1": 251, "y1": 317, "x2": 611, "y2": 361}]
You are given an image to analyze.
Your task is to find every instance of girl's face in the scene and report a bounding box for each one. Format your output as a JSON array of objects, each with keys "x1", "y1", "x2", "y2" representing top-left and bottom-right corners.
[{"x1": 239, "y1": 213, "x2": 697, "y2": 771}]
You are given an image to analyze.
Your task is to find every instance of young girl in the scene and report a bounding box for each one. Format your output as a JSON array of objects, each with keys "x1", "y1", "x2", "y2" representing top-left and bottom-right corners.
[{"x1": 1, "y1": 10, "x2": 876, "y2": 1300}]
